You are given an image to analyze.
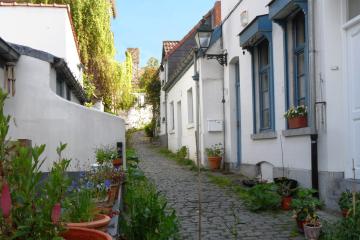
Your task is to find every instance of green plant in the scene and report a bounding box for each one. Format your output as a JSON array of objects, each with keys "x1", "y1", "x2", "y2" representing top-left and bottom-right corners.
[
  {"x1": 277, "y1": 181, "x2": 296, "y2": 197},
  {"x1": 242, "y1": 183, "x2": 281, "y2": 211},
  {"x1": 321, "y1": 201, "x2": 360, "y2": 239},
  {"x1": 176, "y1": 146, "x2": 188, "y2": 159},
  {"x1": 95, "y1": 145, "x2": 117, "y2": 165},
  {"x1": 144, "y1": 119, "x2": 156, "y2": 138},
  {"x1": 205, "y1": 143, "x2": 223, "y2": 157},
  {"x1": 120, "y1": 150, "x2": 180, "y2": 240},
  {"x1": 284, "y1": 105, "x2": 307, "y2": 119},
  {"x1": 291, "y1": 188, "x2": 322, "y2": 221},
  {"x1": 63, "y1": 188, "x2": 97, "y2": 223},
  {"x1": 338, "y1": 190, "x2": 357, "y2": 211}
]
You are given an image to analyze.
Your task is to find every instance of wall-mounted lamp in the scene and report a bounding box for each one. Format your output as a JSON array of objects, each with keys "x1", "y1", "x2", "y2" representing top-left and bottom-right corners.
[
  {"x1": 240, "y1": 10, "x2": 249, "y2": 27},
  {"x1": 195, "y1": 22, "x2": 227, "y2": 66}
]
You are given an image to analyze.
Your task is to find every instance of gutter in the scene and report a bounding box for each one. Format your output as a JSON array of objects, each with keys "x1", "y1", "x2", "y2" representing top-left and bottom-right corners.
[{"x1": 308, "y1": 0, "x2": 319, "y2": 193}]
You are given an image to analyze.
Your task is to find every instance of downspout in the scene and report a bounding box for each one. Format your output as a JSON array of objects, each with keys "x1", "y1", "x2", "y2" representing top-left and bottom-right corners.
[
  {"x1": 219, "y1": 27, "x2": 227, "y2": 171},
  {"x1": 165, "y1": 92, "x2": 168, "y2": 147},
  {"x1": 308, "y1": 0, "x2": 319, "y2": 194}
]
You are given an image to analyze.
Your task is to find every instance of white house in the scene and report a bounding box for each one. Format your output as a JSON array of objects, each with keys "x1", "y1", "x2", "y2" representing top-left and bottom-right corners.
[
  {"x1": 0, "y1": 3, "x2": 126, "y2": 172},
  {"x1": 217, "y1": 0, "x2": 360, "y2": 208},
  {"x1": 159, "y1": 2, "x2": 224, "y2": 164}
]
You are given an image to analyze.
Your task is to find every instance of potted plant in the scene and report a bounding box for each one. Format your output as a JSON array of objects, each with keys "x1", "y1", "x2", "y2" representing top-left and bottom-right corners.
[
  {"x1": 291, "y1": 188, "x2": 322, "y2": 232},
  {"x1": 277, "y1": 181, "x2": 296, "y2": 210},
  {"x1": 205, "y1": 143, "x2": 223, "y2": 170},
  {"x1": 304, "y1": 213, "x2": 322, "y2": 240},
  {"x1": 338, "y1": 190, "x2": 352, "y2": 217},
  {"x1": 61, "y1": 227, "x2": 112, "y2": 240},
  {"x1": 64, "y1": 189, "x2": 111, "y2": 232},
  {"x1": 284, "y1": 105, "x2": 308, "y2": 129}
]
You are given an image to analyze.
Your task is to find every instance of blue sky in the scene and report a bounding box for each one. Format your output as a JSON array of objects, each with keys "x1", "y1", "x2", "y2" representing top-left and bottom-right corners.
[{"x1": 111, "y1": 0, "x2": 217, "y2": 67}]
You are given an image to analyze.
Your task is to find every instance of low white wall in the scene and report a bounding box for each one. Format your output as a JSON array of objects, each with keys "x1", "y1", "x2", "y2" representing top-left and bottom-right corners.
[{"x1": 4, "y1": 56, "x2": 125, "y2": 171}]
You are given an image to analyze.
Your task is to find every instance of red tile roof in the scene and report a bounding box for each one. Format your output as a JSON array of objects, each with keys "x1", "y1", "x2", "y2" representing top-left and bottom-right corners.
[
  {"x1": 163, "y1": 41, "x2": 180, "y2": 57},
  {"x1": 0, "y1": 1, "x2": 80, "y2": 57}
]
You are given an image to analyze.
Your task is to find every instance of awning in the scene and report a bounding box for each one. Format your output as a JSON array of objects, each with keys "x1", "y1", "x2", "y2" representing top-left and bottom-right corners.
[
  {"x1": 268, "y1": 0, "x2": 307, "y2": 20},
  {"x1": 239, "y1": 15, "x2": 272, "y2": 49}
]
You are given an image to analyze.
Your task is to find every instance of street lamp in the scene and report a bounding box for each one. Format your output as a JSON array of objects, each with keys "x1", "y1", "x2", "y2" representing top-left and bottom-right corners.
[{"x1": 195, "y1": 22, "x2": 227, "y2": 66}]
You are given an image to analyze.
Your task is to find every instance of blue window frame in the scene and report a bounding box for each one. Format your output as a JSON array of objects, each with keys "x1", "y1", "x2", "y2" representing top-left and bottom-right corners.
[
  {"x1": 292, "y1": 11, "x2": 306, "y2": 107},
  {"x1": 258, "y1": 40, "x2": 271, "y2": 130}
]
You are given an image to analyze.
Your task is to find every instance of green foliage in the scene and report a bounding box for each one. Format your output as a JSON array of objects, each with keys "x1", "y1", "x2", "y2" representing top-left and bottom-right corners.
[
  {"x1": 291, "y1": 188, "x2": 322, "y2": 221},
  {"x1": 338, "y1": 190, "x2": 360, "y2": 211},
  {"x1": 321, "y1": 201, "x2": 360, "y2": 239},
  {"x1": 21, "y1": 0, "x2": 134, "y2": 113},
  {"x1": 63, "y1": 189, "x2": 97, "y2": 223},
  {"x1": 158, "y1": 147, "x2": 198, "y2": 171},
  {"x1": 242, "y1": 183, "x2": 281, "y2": 212},
  {"x1": 120, "y1": 149, "x2": 180, "y2": 240},
  {"x1": 176, "y1": 146, "x2": 188, "y2": 160},
  {"x1": 207, "y1": 174, "x2": 233, "y2": 188},
  {"x1": 144, "y1": 119, "x2": 156, "y2": 138},
  {"x1": 95, "y1": 145, "x2": 117, "y2": 165},
  {"x1": 205, "y1": 143, "x2": 224, "y2": 157},
  {"x1": 284, "y1": 105, "x2": 307, "y2": 119}
]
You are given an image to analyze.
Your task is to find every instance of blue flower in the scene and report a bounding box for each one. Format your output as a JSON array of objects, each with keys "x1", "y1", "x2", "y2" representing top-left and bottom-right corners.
[{"x1": 105, "y1": 179, "x2": 111, "y2": 189}]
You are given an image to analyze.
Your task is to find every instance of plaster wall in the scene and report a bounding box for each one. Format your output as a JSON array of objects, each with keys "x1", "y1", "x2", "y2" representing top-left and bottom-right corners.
[
  {"x1": 0, "y1": 6, "x2": 82, "y2": 84},
  {"x1": 198, "y1": 41, "x2": 225, "y2": 165},
  {"x1": 166, "y1": 65, "x2": 197, "y2": 160},
  {"x1": 221, "y1": 0, "x2": 313, "y2": 185},
  {"x1": 4, "y1": 56, "x2": 125, "y2": 171}
]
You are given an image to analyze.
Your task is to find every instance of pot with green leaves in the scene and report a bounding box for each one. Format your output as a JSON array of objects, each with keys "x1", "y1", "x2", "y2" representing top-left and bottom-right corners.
[
  {"x1": 338, "y1": 190, "x2": 358, "y2": 217},
  {"x1": 205, "y1": 143, "x2": 223, "y2": 170},
  {"x1": 277, "y1": 181, "x2": 296, "y2": 211},
  {"x1": 291, "y1": 188, "x2": 322, "y2": 233},
  {"x1": 64, "y1": 189, "x2": 111, "y2": 232},
  {"x1": 284, "y1": 105, "x2": 308, "y2": 129},
  {"x1": 303, "y1": 213, "x2": 322, "y2": 240}
]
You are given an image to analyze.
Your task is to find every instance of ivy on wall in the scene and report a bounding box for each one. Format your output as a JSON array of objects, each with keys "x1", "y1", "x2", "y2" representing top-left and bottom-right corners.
[{"x1": 21, "y1": 0, "x2": 135, "y2": 113}]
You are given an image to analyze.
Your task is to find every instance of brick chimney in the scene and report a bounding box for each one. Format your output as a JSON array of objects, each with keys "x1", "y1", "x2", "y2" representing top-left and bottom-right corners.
[{"x1": 212, "y1": 1, "x2": 221, "y2": 28}]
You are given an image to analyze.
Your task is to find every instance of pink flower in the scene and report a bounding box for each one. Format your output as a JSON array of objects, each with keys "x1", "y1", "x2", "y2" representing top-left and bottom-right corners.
[
  {"x1": 0, "y1": 181, "x2": 11, "y2": 218},
  {"x1": 51, "y1": 203, "x2": 61, "y2": 224}
]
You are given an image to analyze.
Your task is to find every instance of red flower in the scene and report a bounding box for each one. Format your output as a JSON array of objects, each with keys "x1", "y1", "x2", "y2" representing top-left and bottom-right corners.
[
  {"x1": 51, "y1": 203, "x2": 61, "y2": 224},
  {"x1": 0, "y1": 181, "x2": 11, "y2": 218}
]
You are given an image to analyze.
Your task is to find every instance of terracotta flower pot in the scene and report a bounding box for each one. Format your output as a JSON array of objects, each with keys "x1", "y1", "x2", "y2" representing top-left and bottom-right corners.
[
  {"x1": 281, "y1": 196, "x2": 292, "y2": 211},
  {"x1": 61, "y1": 227, "x2": 112, "y2": 240},
  {"x1": 304, "y1": 224, "x2": 322, "y2": 240},
  {"x1": 112, "y1": 158, "x2": 122, "y2": 168},
  {"x1": 288, "y1": 116, "x2": 308, "y2": 129},
  {"x1": 66, "y1": 214, "x2": 111, "y2": 232},
  {"x1": 296, "y1": 219, "x2": 307, "y2": 233},
  {"x1": 208, "y1": 156, "x2": 222, "y2": 170}
]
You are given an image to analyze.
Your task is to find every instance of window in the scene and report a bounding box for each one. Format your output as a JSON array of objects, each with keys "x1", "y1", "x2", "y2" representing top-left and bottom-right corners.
[
  {"x1": 348, "y1": 0, "x2": 360, "y2": 20},
  {"x1": 284, "y1": 10, "x2": 308, "y2": 113},
  {"x1": 66, "y1": 85, "x2": 71, "y2": 101},
  {"x1": 187, "y1": 88, "x2": 194, "y2": 124},
  {"x1": 258, "y1": 40, "x2": 271, "y2": 130},
  {"x1": 169, "y1": 101, "x2": 174, "y2": 131},
  {"x1": 56, "y1": 77, "x2": 64, "y2": 97}
]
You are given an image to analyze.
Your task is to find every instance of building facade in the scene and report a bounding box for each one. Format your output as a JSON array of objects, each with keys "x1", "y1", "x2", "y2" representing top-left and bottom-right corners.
[{"x1": 0, "y1": 3, "x2": 126, "y2": 172}]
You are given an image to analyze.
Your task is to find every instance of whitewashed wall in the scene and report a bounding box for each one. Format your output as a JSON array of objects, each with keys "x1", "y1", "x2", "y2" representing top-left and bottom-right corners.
[
  {"x1": 0, "y1": 6, "x2": 82, "y2": 83},
  {"x1": 166, "y1": 65, "x2": 197, "y2": 160},
  {"x1": 221, "y1": 0, "x2": 314, "y2": 185},
  {"x1": 4, "y1": 56, "x2": 125, "y2": 172}
]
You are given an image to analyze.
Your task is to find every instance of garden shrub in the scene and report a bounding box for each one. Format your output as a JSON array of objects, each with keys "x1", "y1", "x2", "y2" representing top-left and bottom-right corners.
[
  {"x1": 120, "y1": 150, "x2": 180, "y2": 240},
  {"x1": 144, "y1": 119, "x2": 156, "y2": 138},
  {"x1": 242, "y1": 183, "x2": 281, "y2": 212}
]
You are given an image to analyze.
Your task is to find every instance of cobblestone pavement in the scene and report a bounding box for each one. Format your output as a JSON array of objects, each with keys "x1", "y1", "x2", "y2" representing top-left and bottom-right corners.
[{"x1": 132, "y1": 132, "x2": 304, "y2": 240}]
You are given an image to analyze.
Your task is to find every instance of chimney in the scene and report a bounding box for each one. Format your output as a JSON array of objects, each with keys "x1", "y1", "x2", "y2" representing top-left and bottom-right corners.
[{"x1": 212, "y1": 1, "x2": 222, "y2": 28}]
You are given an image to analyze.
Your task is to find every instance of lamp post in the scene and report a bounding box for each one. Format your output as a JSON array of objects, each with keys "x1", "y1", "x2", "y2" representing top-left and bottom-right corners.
[{"x1": 195, "y1": 22, "x2": 227, "y2": 66}]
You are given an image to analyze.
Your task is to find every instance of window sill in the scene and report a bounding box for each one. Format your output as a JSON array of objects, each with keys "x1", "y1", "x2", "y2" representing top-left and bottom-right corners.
[
  {"x1": 187, "y1": 123, "x2": 194, "y2": 129},
  {"x1": 251, "y1": 131, "x2": 277, "y2": 140},
  {"x1": 282, "y1": 127, "x2": 316, "y2": 137},
  {"x1": 169, "y1": 130, "x2": 175, "y2": 135}
]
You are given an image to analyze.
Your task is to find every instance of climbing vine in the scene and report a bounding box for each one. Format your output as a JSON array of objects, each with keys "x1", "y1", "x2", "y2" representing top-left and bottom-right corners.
[{"x1": 20, "y1": 0, "x2": 135, "y2": 112}]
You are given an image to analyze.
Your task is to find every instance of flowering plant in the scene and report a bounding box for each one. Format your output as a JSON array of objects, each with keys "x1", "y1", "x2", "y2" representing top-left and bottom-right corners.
[
  {"x1": 284, "y1": 105, "x2": 307, "y2": 119},
  {"x1": 205, "y1": 143, "x2": 224, "y2": 157}
]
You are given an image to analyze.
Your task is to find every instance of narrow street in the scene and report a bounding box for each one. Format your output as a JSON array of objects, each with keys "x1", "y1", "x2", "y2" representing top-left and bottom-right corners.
[{"x1": 132, "y1": 132, "x2": 303, "y2": 240}]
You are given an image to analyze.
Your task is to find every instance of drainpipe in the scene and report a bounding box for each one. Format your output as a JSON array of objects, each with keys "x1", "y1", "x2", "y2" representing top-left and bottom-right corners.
[
  {"x1": 308, "y1": 0, "x2": 319, "y2": 193},
  {"x1": 165, "y1": 92, "x2": 168, "y2": 147}
]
